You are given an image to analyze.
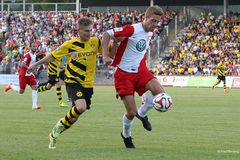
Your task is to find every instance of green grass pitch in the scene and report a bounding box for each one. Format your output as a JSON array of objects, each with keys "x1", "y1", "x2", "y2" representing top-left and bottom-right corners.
[{"x1": 0, "y1": 86, "x2": 239, "y2": 160}]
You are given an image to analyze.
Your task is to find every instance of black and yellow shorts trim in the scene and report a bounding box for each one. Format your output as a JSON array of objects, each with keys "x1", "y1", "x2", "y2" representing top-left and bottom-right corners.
[
  {"x1": 217, "y1": 75, "x2": 226, "y2": 81},
  {"x1": 66, "y1": 83, "x2": 93, "y2": 109}
]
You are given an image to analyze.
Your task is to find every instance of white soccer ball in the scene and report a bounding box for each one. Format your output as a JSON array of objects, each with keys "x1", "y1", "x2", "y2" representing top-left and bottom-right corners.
[{"x1": 153, "y1": 93, "x2": 173, "y2": 112}]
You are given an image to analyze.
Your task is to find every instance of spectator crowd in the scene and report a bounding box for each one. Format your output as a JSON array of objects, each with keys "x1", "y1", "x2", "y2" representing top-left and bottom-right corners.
[
  {"x1": 154, "y1": 12, "x2": 240, "y2": 76},
  {"x1": 0, "y1": 10, "x2": 176, "y2": 75}
]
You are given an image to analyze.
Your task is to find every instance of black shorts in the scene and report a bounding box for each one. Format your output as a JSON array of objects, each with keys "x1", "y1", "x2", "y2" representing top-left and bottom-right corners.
[
  {"x1": 48, "y1": 74, "x2": 59, "y2": 85},
  {"x1": 217, "y1": 75, "x2": 226, "y2": 81},
  {"x1": 59, "y1": 70, "x2": 65, "y2": 81},
  {"x1": 66, "y1": 83, "x2": 93, "y2": 109}
]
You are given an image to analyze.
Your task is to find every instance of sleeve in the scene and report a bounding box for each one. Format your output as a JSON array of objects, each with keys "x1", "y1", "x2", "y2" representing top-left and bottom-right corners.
[
  {"x1": 107, "y1": 25, "x2": 134, "y2": 38},
  {"x1": 51, "y1": 40, "x2": 73, "y2": 59},
  {"x1": 22, "y1": 54, "x2": 30, "y2": 66},
  {"x1": 217, "y1": 62, "x2": 222, "y2": 69},
  {"x1": 22, "y1": 55, "x2": 28, "y2": 63}
]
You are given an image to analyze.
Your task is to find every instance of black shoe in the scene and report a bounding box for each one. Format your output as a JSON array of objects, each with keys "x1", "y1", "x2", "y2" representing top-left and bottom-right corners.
[
  {"x1": 136, "y1": 113, "x2": 152, "y2": 131},
  {"x1": 120, "y1": 132, "x2": 135, "y2": 148}
]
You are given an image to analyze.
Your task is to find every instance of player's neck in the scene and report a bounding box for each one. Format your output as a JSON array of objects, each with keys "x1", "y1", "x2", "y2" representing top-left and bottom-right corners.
[
  {"x1": 77, "y1": 36, "x2": 89, "y2": 42},
  {"x1": 141, "y1": 22, "x2": 149, "y2": 32}
]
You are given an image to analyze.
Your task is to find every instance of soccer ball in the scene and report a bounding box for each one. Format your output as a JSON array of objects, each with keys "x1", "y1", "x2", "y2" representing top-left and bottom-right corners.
[{"x1": 153, "y1": 93, "x2": 173, "y2": 112}]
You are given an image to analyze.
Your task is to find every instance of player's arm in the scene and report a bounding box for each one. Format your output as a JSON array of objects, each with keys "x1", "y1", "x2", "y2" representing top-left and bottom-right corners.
[
  {"x1": 102, "y1": 25, "x2": 134, "y2": 65},
  {"x1": 102, "y1": 32, "x2": 112, "y2": 65},
  {"x1": 19, "y1": 60, "x2": 28, "y2": 69},
  {"x1": 28, "y1": 40, "x2": 70, "y2": 72},
  {"x1": 108, "y1": 38, "x2": 122, "y2": 58},
  {"x1": 27, "y1": 54, "x2": 55, "y2": 73}
]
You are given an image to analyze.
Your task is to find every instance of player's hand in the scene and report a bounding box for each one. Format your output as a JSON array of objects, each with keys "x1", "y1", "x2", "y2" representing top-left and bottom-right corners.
[
  {"x1": 27, "y1": 64, "x2": 37, "y2": 73},
  {"x1": 113, "y1": 37, "x2": 124, "y2": 43},
  {"x1": 103, "y1": 55, "x2": 113, "y2": 66}
]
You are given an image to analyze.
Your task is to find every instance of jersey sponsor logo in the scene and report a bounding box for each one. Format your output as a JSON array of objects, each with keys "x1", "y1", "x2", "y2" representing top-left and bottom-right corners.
[
  {"x1": 136, "y1": 39, "x2": 146, "y2": 52},
  {"x1": 76, "y1": 91, "x2": 83, "y2": 97},
  {"x1": 114, "y1": 27, "x2": 123, "y2": 32},
  {"x1": 77, "y1": 52, "x2": 96, "y2": 57}
]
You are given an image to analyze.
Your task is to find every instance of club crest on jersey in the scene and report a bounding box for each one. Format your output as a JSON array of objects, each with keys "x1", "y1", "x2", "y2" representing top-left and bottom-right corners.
[
  {"x1": 136, "y1": 39, "x2": 146, "y2": 52},
  {"x1": 90, "y1": 43, "x2": 95, "y2": 48},
  {"x1": 71, "y1": 52, "x2": 77, "y2": 60}
]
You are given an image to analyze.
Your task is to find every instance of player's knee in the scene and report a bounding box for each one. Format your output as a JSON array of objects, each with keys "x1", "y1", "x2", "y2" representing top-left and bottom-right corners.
[
  {"x1": 46, "y1": 84, "x2": 53, "y2": 90},
  {"x1": 127, "y1": 111, "x2": 136, "y2": 119},
  {"x1": 75, "y1": 105, "x2": 87, "y2": 113}
]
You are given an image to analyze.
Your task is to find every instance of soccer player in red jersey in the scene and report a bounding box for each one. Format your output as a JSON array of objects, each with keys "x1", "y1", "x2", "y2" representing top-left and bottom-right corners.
[
  {"x1": 4, "y1": 43, "x2": 43, "y2": 110},
  {"x1": 102, "y1": 5, "x2": 169, "y2": 148}
]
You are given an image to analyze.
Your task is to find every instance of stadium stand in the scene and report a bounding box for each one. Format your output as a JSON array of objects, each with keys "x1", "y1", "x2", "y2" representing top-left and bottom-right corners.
[{"x1": 155, "y1": 11, "x2": 239, "y2": 76}]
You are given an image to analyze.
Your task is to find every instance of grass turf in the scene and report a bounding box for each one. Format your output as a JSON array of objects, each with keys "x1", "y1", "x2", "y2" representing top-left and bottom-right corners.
[{"x1": 0, "y1": 86, "x2": 239, "y2": 160}]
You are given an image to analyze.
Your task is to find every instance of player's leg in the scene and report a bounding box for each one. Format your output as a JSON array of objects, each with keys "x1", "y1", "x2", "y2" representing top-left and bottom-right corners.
[
  {"x1": 5, "y1": 83, "x2": 21, "y2": 93},
  {"x1": 136, "y1": 70, "x2": 163, "y2": 131},
  {"x1": 222, "y1": 76, "x2": 229, "y2": 93},
  {"x1": 37, "y1": 81, "x2": 48, "y2": 92},
  {"x1": 38, "y1": 82, "x2": 53, "y2": 92},
  {"x1": 121, "y1": 95, "x2": 137, "y2": 148},
  {"x1": 212, "y1": 77, "x2": 221, "y2": 90},
  {"x1": 49, "y1": 83, "x2": 91, "y2": 149},
  {"x1": 136, "y1": 92, "x2": 154, "y2": 131},
  {"x1": 38, "y1": 75, "x2": 55, "y2": 92},
  {"x1": 55, "y1": 81, "x2": 68, "y2": 107},
  {"x1": 115, "y1": 69, "x2": 136, "y2": 148},
  {"x1": 4, "y1": 76, "x2": 25, "y2": 94},
  {"x1": 28, "y1": 75, "x2": 43, "y2": 110}
]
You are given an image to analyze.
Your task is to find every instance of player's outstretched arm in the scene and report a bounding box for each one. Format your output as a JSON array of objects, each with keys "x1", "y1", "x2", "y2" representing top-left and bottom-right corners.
[
  {"x1": 28, "y1": 54, "x2": 54, "y2": 73},
  {"x1": 102, "y1": 31, "x2": 113, "y2": 65}
]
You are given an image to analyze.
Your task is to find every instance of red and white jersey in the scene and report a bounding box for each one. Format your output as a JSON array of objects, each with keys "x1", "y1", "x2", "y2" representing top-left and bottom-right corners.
[
  {"x1": 107, "y1": 23, "x2": 153, "y2": 73},
  {"x1": 19, "y1": 52, "x2": 36, "y2": 76}
]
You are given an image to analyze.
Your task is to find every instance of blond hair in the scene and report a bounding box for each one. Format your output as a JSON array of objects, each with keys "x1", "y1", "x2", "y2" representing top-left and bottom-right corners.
[
  {"x1": 145, "y1": 5, "x2": 163, "y2": 18},
  {"x1": 78, "y1": 17, "x2": 93, "y2": 27}
]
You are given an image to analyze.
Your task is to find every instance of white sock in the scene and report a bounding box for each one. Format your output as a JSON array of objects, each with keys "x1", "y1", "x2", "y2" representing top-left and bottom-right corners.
[
  {"x1": 122, "y1": 114, "x2": 133, "y2": 138},
  {"x1": 141, "y1": 93, "x2": 146, "y2": 104},
  {"x1": 138, "y1": 92, "x2": 154, "y2": 117},
  {"x1": 32, "y1": 90, "x2": 38, "y2": 107},
  {"x1": 11, "y1": 84, "x2": 20, "y2": 93}
]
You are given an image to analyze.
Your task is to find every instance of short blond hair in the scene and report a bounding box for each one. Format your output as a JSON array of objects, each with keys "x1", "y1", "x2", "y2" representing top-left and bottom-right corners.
[
  {"x1": 78, "y1": 17, "x2": 93, "y2": 27},
  {"x1": 145, "y1": 5, "x2": 163, "y2": 18}
]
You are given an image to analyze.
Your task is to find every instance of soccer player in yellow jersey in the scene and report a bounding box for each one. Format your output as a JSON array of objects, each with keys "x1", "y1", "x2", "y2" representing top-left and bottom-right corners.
[
  {"x1": 37, "y1": 41, "x2": 68, "y2": 107},
  {"x1": 212, "y1": 58, "x2": 229, "y2": 93},
  {"x1": 28, "y1": 17, "x2": 103, "y2": 149}
]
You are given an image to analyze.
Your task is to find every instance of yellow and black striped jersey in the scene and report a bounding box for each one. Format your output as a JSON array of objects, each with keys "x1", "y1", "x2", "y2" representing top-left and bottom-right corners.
[
  {"x1": 217, "y1": 62, "x2": 226, "y2": 76},
  {"x1": 47, "y1": 54, "x2": 62, "y2": 76},
  {"x1": 51, "y1": 37, "x2": 102, "y2": 88}
]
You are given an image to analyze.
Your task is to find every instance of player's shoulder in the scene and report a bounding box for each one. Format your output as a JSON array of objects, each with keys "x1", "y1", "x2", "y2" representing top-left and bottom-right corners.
[
  {"x1": 132, "y1": 23, "x2": 153, "y2": 35},
  {"x1": 88, "y1": 37, "x2": 101, "y2": 48},
  {"x1": 63, "y1": 37, "x2": 80, "y2": 45},
  {"x1": 23, "y1": 52, "x2": 31, "y2": 58},
  {"x1": 89, "y1": 36, "x2": 100, "y2": 42}
]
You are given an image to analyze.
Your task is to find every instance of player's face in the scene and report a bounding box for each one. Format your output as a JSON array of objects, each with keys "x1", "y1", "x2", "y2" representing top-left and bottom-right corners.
[
  {"x1": 144, "y1": 14, "x2": 162, "y2": 32},
  {"x1": 30, "y1": 44, "x2": 38, "y2": 53},
  {"x1": 78, "y1": 24, "x2": 92, "y2": 42},
  {"x1": 51, "y1": 44, "x2": 58, "y2": 50}
]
